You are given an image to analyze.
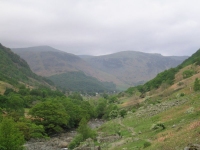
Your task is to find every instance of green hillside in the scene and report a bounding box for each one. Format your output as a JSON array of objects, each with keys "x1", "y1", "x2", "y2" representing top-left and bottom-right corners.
[
  {"x1": 48, "y1": 71, "x2": 116, "y2": 94},
  {"x1": 0, "y1": 44, "x2": 53, "y2": 87},
  {"x1": 126, "y1": 49, "x2": 200, "y2": 94},
  {"x1": 71, "y1": 48, "x2": 200, "y2": 150}
]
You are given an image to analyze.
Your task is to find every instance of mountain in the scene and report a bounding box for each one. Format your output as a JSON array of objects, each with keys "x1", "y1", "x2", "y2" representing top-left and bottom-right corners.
[
  {"x1": 12, "y1": 46, "x2": 90, "y2": 76},
  {"x1": 82, "y1": 51, "x2": 188, "y2": 86},
  {"x1": 12, "y1": 46, "x2": 188, "y2": 90},
  {"x1": 11, "y1": 46, "x2": 125, "y2": 89},
  {"x1": 0, "y1": 44, "x2": 53, "y2": 89}
]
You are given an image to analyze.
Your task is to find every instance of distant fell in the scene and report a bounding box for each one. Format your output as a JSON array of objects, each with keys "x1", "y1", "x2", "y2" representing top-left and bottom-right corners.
[
  {"x1": 83, "y1": 51, "x2": 188, "y2": 86},
  {"x1": 126, "y1": 48, "x2": 200, "y2": 94},
  {"x1": 12, "y1": 46, "x2": 122, "y2": 90},
  {"x1": 12, "y1": 46, "x2": 188, "y2": 90}
]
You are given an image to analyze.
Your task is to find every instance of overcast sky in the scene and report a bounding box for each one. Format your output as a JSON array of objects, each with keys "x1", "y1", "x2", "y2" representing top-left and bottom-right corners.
[{"x1": 0, "y1": 0, "x2": 200, "y2": 56}]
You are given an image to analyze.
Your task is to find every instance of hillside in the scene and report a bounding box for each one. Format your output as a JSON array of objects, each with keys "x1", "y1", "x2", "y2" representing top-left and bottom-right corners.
[
  {"x1": 12, "y1": 46, "x2": 187, "y2": 90},
  {"x1": 0, "y1": 43, "x2": 53, "y2": 90},
  {"x1": 48, "y1": 71, "x2": 116, "y2": 93},
  {"x1": 83, "y1": 51, "x2": 188, "y2": 86},
  {"x1": 71, "y1": 48, "x2": 200, "y2": 150},
  {"x1": 12, "y1": 46, "x2": 124, "y2": 90}
]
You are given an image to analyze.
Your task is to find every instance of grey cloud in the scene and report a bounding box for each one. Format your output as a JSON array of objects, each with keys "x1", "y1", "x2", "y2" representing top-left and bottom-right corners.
[{"x1": 0, "y1": 0, "x2": 200, "y2": 56}]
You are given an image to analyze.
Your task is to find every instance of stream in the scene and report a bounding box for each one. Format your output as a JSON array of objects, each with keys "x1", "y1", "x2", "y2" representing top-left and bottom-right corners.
[{"x1": 24, "y1": 119, "x2": 105, "y2": 150}]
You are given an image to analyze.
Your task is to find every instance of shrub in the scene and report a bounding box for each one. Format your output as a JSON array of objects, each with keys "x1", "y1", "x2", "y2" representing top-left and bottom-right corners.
[
  {"x1": 182, "y1": 70, "x2": 195, "y2": 79},
  {"x1": 0, "y1": 118, "x2": 25, "y2": 150},
  {"x1": 194, "y1": 78, "x2": 200, "y2": 91},
  {"x1": 143, "y1": 141, "x2": 151, "y2": 148},
  {"x1": 151, "y1": 123, "x2": 166, "y2": 130},
  {"x1": 68, "y1": 134, "x2": 83, "y2": 149},
  {"x1": 119, "y1": 109, "x2": 127, "y2": 118}
]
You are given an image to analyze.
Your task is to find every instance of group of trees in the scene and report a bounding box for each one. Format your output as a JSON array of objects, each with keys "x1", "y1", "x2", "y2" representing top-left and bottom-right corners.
[
  {"x1": 0, "y1": 84, "x2": 125, "y2": 149},
  {"x1": 48, "y1": 71, "x2": 116, "y2": 94}
]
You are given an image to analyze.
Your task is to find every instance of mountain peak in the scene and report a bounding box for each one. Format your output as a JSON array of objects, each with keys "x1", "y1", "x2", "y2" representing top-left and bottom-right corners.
[{"x1": 12, "y1": 45, "x2": 63, "y2": 52}]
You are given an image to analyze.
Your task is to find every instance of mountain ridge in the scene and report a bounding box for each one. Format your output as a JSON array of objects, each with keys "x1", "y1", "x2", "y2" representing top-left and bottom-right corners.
[{"x1": 11, "y1": 46, "x2": 188, "y2": 90}]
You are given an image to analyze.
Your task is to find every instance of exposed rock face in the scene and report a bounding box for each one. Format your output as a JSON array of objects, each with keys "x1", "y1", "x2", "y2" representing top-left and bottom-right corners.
[
  {"x1": 135, "y1": 98, "x2": 188, "y2": 118},
  {"x1": 97, "y1": 135, "x2": 121, "y2": 143},
  {"x1": 88, "y1": 119, "x2": 105, "y2": 129},
  {"x1": 184, "y1": 144, "x2": 200, "y2": 150}
]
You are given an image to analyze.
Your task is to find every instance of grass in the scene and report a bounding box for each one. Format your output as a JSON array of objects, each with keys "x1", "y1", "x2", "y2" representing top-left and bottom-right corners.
[
  {"x1": 0, "y1": 81, "x2": 13, "y2": 94},
  {"x1": 96, "y1": 91, "x2": 200, "y2": 150}
]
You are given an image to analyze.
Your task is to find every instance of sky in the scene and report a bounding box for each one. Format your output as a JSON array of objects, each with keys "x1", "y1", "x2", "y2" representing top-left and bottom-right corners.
[{"x1": 0, "y1": 0, "x2": 200, "y2": 56}]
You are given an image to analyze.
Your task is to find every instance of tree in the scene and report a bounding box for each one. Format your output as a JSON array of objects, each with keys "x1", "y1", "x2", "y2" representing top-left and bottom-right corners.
[
  {"x1": 29, "y1": 101, "x2": 69, "y2": 134},
  {"x1": 119, "y1": 109, "x2": 127, "y2": 118},
  {"x1": 77, "y1": 118, "x2": 96, "y2": 140},
  {"x1": 0, "y1": 117, "x2": 25, "y2": 150},
  {"x1": 95, "y1": 99, "x2": 107, "y2": 118},
  {"x1": 109, "y1": 110, "x2": 118, "y2": 119},
  {"x1": 194, "y1": 78, "x2": 200, "y2": 91}
]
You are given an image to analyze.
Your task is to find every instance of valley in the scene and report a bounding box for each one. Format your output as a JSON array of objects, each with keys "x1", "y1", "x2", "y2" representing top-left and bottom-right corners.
[{"x1": 0, "y1": 43, "x2": 200, "y2": 150}]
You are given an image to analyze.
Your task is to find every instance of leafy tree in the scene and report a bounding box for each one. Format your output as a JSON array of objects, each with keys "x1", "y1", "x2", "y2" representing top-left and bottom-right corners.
[
  {"x1": 29, "y1": 101, "x2": 69, "y2": 134},
  {"x1": 4, "y1": 88, "x2": 15, "y2": 95},
  {"x1": 119, "y1": 109, "x2": 127, "y2": 118},
  {"x1": 77, "y1": 118, "x2": 96, "y2": 140},
  {"x1": 0, "y1": 117, "x2": 25, "y2": 150},
  {"x1": 95, "y1": 99, "x2": 107, "y2": 118},
  {"x1": 69, "y1": 92, "x2": 83, "y2": 101},
  {"x1": 108, "y1": 95, "x2": 118, "y2": 103},
  {"x1": 16, "y1": 120, "x2": 47, "y2": 140},
  {"x1": 103, "y1": 104, "x2": 118, "y2": 119},
  {"x1": 194, "y1": 78, "x2": 200, "y2": 91},
  {"x1": 109, "y1": 110, "x2": 119, "y2": 119},
  {"x1": 68, "y1": 134, "x2": 83, "y2": 149},
  {"x1": 68, "y1": 118, "x2": 96, "y2": 149}
]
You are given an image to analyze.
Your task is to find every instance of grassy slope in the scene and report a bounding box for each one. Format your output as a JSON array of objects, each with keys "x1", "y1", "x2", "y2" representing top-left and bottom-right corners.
[
  {"x1": 95, "y1": 64, "x2": 200, "y2": 150},
  {"x1": 0, "y1": 81, "x2": 14, "y2": 94},
  {"x1": 0, "y1": 44, "x2": 53, "y2": 89}
]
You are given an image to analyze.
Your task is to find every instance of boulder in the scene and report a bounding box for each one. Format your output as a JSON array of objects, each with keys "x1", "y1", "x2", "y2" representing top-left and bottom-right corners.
[{"x1": 58, "y1": 141, "x2": 68, "y2": 148}]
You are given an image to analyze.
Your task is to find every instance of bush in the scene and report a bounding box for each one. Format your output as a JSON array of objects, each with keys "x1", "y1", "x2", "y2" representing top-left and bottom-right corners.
[
  {"x1": 68, "y1": 134, "x2": 83, "y2": 149},
  {"x1": 0, "y1": 118, "x2": 25, "y2": 150},
  {"x1": 182, "y1": 70, "x2": 195, "y2": 79},
  {"x1": 119, "y1": 109, "x2": 127, "y2": 118},
  {"x1": 194, "y1": 78, "x2": 200, "y2": 91},
  {"x1": 151, "y1": 123, "x2": 166, "y2": 130},
  {"x1": 143, "y1": 141, "x2": 151, "y2": 148}
]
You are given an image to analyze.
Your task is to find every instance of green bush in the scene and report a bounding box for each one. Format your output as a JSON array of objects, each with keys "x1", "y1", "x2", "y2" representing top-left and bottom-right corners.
[
  {"x1": 119, "y1": 109, "x2": 127, "y2": 118},
  {"x1": 194, "y1": 78, "x2": 200, "y2": 91},
  {"x1": 151, "y1": 123, "x2": 166, "y2": 130},
  {"x1": 68, "y1": 134, "x2": 83, "y2": 149},
  {"x1": 182, "y1": 70, "x2": 195, "y2": 79},
  {"x1": 143, "y1": 141, "x2": 151, "y2": 148}
]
